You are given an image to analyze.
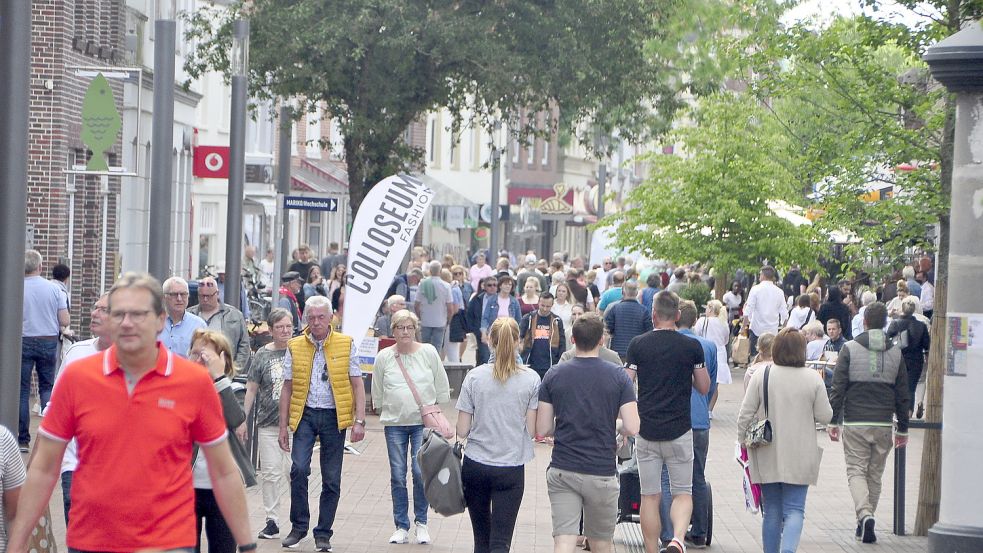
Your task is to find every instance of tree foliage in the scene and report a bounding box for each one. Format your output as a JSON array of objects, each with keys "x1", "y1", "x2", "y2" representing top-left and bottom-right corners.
[
  {"x1": 601, "y1": 92, "x2": 822, "y2": 276},
  {"x1": 737, "y1": 15, "x2": 948, "y2": 276},
  {"x1": 185, "y1": 0, "x2": 717, "y2": 212}
]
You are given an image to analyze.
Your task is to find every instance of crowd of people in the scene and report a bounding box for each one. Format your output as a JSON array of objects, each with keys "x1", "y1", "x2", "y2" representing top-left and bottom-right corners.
[{"x1": 2, "y1": 245, "x2": 934, "y2": 553}]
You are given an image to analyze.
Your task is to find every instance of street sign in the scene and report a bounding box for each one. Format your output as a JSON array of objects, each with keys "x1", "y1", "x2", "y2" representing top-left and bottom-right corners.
[{"x1": 284, "y1": 195, "x2": 339, "y2": 211}]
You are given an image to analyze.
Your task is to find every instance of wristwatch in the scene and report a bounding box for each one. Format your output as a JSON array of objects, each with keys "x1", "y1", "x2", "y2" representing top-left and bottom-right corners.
[{"x1": 354, "y1": 419, "x2": 366, "y2": 426}]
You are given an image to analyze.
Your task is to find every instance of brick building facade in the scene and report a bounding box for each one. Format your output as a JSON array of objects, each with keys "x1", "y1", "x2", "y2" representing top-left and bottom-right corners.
[{"x1": 30, "y1": 0, "x2": 125, "y2": 332}]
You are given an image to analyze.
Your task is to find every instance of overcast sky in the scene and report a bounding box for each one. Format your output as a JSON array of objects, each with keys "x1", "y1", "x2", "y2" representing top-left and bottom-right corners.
[{"x1": 783, "y1": 0, "x2": 933, "y2": 27}]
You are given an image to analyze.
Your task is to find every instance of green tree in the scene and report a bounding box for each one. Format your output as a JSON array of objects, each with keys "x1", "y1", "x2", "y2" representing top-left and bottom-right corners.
[
  {"x1": 600, "y1": 92, "x2": 822, "y2": 277},
  {"x1": 738, "y1": 16, "x2": 946, "y2": 278},
  {"x1": 185, "y1": 0, "x2": 708, "y2": 212}
]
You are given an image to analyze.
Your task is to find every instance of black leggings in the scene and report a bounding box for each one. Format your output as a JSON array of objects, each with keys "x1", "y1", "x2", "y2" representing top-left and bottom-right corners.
[
  {"x1": 195, "y1": 488, "x2": 236, "y2": 553},
  {"x1": 462, "y1": 456, "x2": 525, "y2": 553}
]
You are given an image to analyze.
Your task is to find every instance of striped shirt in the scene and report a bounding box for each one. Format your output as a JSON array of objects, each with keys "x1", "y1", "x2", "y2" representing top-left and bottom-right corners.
[{"x1": 0, "y1": 425, "x2": 28, "y2": 553}]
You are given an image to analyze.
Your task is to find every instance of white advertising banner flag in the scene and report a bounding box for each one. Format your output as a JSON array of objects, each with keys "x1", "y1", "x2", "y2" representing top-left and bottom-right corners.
[{"x1": 342, "y1": 174, "x2": 434, "y2": 340}]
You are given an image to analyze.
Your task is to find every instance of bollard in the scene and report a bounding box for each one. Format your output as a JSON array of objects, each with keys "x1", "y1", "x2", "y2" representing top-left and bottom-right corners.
[{"x1": 893, "y1": 420, "x2": 942, "y2": 535}]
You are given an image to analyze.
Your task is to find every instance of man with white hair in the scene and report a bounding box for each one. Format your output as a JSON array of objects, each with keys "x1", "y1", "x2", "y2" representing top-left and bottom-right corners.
[
  {"x1": 190, "y1": 276, "x2": 252, "y2": 370},
  {"x1": 159, "y1": 277, "x2": 207, "y2": 357},
  {"x1": 413, "y1": 261, "x2": 453, "y2": 356},
  {"x1": 20, "y1": 249, "x2": 70, "y2": 451},
  {"x1": 803, "y1": 321, "x2": 828, "y2": 362},
  {"x1": 902, "y1": 265, "x2": 921, "y2": 298},
  {"x1": 852, "y1": 290, "x2": 878, "y2": 339},
  {"x1": 374, "y1": 296, "x2": 406, "y2": 338},
  {"x1": 516, "y1": 254, "x2": 548, "y2": 293}
]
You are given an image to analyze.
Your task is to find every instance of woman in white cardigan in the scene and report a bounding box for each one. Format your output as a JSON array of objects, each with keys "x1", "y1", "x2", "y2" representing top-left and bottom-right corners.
[{"x1": 737, "y1": 328, "x2": 832, "y2": 553}]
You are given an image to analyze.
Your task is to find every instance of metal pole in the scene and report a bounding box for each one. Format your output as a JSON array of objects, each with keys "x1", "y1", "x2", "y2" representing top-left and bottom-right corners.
[
  {"x1": 0, "y1": 0, "x2": 31, "y2": 431},
  {"x1": 273, "y1": 104, "x2": 292, "y2": 305},
  {"x1": 490, "y1": 146, "x2": 501, "y2": 257},
  {"x1": 597, "y1": 162, "x2": 607, "y2": 220},
  {"x1": 224, "y1": 19, "x2": 249, "y2": 310},
  {"x1": 148, "y1": 14, "x2": 176, "y2": 281}
]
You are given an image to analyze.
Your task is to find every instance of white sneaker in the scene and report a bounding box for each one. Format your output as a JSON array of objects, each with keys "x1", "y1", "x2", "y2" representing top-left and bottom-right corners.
[
  {"x1": 415, "y1": 523, "x2": 431, "y2": 544},
  {"x1": 388, "y1": 528, "x2": 409, "y2": 544}
]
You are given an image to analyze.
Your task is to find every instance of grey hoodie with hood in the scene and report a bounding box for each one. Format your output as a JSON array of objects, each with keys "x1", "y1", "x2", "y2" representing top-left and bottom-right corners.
[{"x1": 829, "y1": 329, "x2": 910, "y2": 434}]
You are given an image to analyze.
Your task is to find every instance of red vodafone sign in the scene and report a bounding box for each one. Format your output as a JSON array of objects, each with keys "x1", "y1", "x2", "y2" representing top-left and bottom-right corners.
[{"x1": 193, "y1": 145, "x2": 230, "y2": 179}]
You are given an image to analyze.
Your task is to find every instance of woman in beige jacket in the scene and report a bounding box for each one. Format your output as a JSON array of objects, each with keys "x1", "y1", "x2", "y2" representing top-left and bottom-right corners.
[{"x1": 738, "y1": 328, "x2": 833, "y2": 553}]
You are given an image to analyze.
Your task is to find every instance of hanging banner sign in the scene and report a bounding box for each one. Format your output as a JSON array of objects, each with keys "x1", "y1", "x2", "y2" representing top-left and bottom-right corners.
[
  {"x1": 193, "y1": 145, "x2": 231, "y2": 179},
  {"x1": 342, "y1": 174, "x2": 434, "y2": 341}
]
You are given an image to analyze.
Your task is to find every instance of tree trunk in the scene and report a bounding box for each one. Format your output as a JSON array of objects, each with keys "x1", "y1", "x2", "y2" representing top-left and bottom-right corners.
[
  {"x1": 345, "y1": 138, "x2": 367, "y2": 216},
  {"x1": 914, "y1": 91, "x2": 955, "y2": 536}
]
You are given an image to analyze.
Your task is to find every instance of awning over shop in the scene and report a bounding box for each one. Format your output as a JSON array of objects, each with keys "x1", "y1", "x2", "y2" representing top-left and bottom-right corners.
[{"x1": 414, "y1": 172, "x2": 479, "y2": 207}]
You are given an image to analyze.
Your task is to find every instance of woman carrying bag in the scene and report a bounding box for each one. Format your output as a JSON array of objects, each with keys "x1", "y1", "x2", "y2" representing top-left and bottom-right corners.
[
  {"x1": 189, "y1": 329, "x2": 257, "y2": 553},
  {"x1": 371, "y1": 309, "x2": 451, "y2": 546},
  {"x1": 456, "y1": 317, "x2": 540, "y2": 553},
  {"x1": 737, "y1": 328, "x2": 832, "y2": 553}
]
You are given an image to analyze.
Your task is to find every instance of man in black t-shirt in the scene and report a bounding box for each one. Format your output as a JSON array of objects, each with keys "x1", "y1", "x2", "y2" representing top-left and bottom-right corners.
[
  {"x1": 625, "y1": 291, "x2": 711, "y2": 553},
  {"x1": 537, "y1": 313, "x2": 639, "y2": 552}
]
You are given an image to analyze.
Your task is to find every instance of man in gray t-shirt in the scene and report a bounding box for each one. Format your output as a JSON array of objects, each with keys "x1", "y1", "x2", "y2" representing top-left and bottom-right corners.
[{"x1": 414, "y1": 261, "x2": 454, "y2": 356}]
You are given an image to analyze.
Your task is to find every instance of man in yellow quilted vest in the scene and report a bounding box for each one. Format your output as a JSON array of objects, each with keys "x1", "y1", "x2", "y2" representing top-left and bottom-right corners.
[{"x1": 277, "y1": 296, "x2": 365, "y2": 552}]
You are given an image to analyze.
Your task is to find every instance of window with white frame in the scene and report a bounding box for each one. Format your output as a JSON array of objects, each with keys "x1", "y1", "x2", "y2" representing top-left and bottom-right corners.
[{"x1": 307, "y1": 108, "x2": 322, "y2": 159}]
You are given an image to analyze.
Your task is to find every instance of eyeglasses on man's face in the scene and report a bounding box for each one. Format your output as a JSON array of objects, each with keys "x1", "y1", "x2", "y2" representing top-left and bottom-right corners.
[
  {"x1": 109, "y1": 309, "x2": 153, "y2": 323},
  {"x1": 165, "y1": 292, "x2": 189, "y2": 299},
  {"x1": 394, "y1": 325, "x2": 417, "y2": 333},
  {"x1": 198, "y1": 292, "x2": 218, "y2": 299}
]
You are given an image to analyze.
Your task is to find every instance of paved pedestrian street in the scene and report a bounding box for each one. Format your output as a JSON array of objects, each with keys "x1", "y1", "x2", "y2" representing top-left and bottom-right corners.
[{"x1": 39, "y1": 367, "x2": 928, "y2": 553}]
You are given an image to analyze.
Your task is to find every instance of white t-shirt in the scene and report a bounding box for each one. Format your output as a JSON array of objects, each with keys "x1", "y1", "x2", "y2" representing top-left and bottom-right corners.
[
  {"x1": 786, "y1": 306, "x2": 815, "y2": 330},
  {"x1": 744, "y1": 281, "x2": 788, "y2": 336},
  {"x1": 47, "y1": 338, "x2": 107, "y2": 474}
]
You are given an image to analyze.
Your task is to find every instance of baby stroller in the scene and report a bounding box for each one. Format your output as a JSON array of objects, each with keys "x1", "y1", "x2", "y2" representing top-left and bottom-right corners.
[{"x1": 617, "y1": 436, "x2": 713, "y2": 548}]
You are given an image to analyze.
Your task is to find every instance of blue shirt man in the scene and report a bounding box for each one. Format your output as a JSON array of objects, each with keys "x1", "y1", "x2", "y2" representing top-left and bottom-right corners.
[
  {"x1": 659, "y1": 301, "x2": 718, "y2": 548},
  {"x1": 159, "y1": 277, "x2": 207, "y2": 357},
  {"x1": 20, "y1": 250, "x2": 71, "y2": 448}
]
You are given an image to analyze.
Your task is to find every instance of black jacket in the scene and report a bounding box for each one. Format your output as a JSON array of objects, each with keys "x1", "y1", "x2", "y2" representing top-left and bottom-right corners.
[
  {"x1": 887, "y1": 316, "x2": 931, "y2": 374},
  {"x1": 465, "y1": 291, "x2": 487, "y2": 335},
  {"x1": 830, "y1": 331, "x2": 909, "y2": 433}
]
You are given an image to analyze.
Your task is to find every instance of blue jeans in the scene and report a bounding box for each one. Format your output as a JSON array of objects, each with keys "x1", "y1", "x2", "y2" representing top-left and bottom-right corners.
[
  {"x1": 62, "y1": 470, "x2": 73, "y2": 525},
  {"x1": 659, "y1": 429, "x2": 709, "y2": 542},
  {"x1": 289, "y1": 408, "x2": 347, "y2": 539},
  {"x1": 760, "y1": 482, "x2": 808, "y2": 553},
  {"x1": 20, "y1": 337, "x2": 58, "y2": 443},
  {"x1": 384, "y1": 425, "x2": 428, "y2": 529},
  {"x1": 420, "y1": 326, "x2": 445, "y2": 352}
]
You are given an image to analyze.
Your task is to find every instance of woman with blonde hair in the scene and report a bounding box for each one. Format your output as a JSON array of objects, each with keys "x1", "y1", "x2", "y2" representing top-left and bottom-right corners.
[
  {"x1": 188, "y1": 329, "x2": 256, "y2": 553},
  {"x1": 744, "y1": 332, "x2": 776, "y2": 391},
  {"x1": 456, "y1": 317, "x2": 540, "y2": 553},
  {"x1": 372, "y1": 310, "x2": 450, "y2": 545}
]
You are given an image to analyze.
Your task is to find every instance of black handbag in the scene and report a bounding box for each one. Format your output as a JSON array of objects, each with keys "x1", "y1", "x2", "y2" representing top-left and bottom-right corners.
[{"x1": 743, "y1": 365, "x2": 773, "y2": 448}]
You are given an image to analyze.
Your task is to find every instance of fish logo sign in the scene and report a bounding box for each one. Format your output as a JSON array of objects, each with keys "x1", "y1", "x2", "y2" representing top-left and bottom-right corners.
[{"x1": 81, "y1": 72, "x2": 122, "y2": 172}]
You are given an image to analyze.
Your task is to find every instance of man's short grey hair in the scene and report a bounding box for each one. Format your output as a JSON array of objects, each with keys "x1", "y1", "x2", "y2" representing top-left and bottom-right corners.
[
  {"x1": 622, "y1": 280, "x2": 639, "y2": 298},
  {"x1": 109, "y1": 272, "x2": 165, "y2": 315},
  {"x1": 902, "y1": 266, "x2": 915, "y2": 279},
  {"x1": 861, "y1": 290, "x2": 877, "y2": 307},
  {"x1": 25, "y1": 250, "x2": 42, "y2": 274},
  {"x1": 803, "y1": 321, "x2": 825, "y2": 339},
  {"x1": 387, "y1": 295, "x2": 406, "y2": 308},
  {"x1": 162, "y1": 276, "x2": 189, "y2": 292},
  {"x1": 304, "y1": 295, "x2": 333, "y2": 317},
  {"x1": 428, "y1": 261, "x2": 442, "y2": 276},
  {"x1": 409, "y1": 268, "x2": 424, "y2": 279}
]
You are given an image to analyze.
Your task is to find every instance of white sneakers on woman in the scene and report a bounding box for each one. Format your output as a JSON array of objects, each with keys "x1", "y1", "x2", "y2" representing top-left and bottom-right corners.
[{"x1": 388, "y1": 524, "x2": 431, "y2": 545}]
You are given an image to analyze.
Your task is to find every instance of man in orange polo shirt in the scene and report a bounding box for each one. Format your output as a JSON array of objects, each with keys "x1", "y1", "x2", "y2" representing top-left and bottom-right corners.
[{"x1": 8, "y1": 273, "x2": 254, "y2": 553}]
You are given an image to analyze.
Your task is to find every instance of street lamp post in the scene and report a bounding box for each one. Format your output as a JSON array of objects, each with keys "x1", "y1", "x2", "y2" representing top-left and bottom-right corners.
[
  {"x1": 148, "y1": 0, "x2": 177, "y2": 281},
  {"x1": 224, "y1": 19, "x2": 249, "y2": 310},
  {"x1": 490, "y1": 145, "x2": 501, "y2": 258},
  {"x1": 0, "y1": 0, "x2": 31, "y2": 430},
  {"x1": 272, "y1": 104, "x2": 292, "y2": 306},
  {"x1": 923, "y1": 21, "x2": 983, "y2": 553}
]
